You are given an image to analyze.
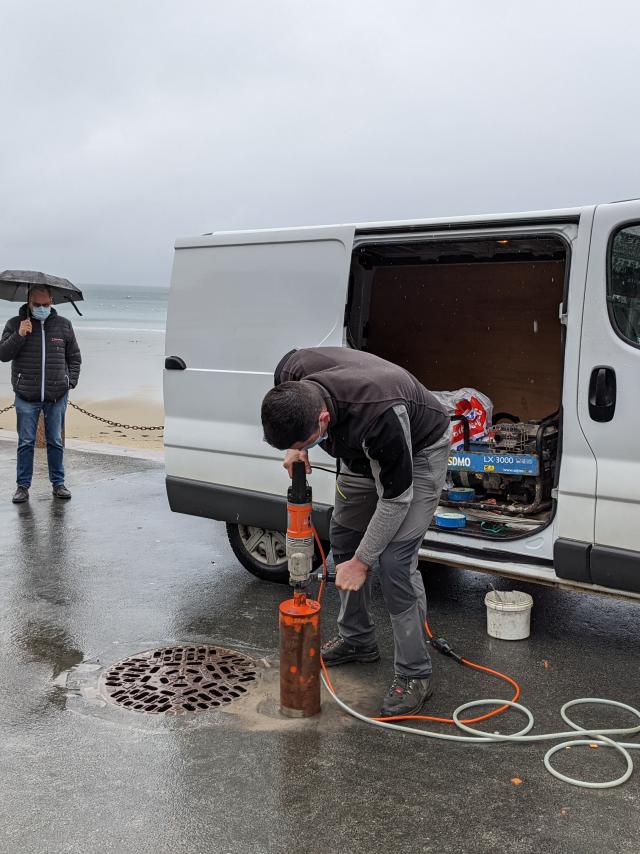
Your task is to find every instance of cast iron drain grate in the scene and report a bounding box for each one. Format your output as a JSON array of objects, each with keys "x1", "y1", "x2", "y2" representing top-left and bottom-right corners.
[{"x1": 101, "y1": 645, "x2": 258, "y2": 715}]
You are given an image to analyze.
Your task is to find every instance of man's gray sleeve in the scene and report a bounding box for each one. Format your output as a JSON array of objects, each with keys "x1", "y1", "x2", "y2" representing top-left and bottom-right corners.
[{"x1": 354, "y1": 405, "x2": 414, "y2": 567}]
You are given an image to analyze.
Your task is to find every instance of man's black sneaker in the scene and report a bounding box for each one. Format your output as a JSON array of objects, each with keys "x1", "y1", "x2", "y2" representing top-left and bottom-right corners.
[
  {"x1": 321, "y1": 636, "x2": 380, "y2": 667},
  {"x1": 12, "y1": 486, "x2": 29, "y2": 504},
  {"x1": 52, "y1": 484, "x2": 72, "y2": 500},
  {"x1": 380, "y1": 675, "x2": 434, "y2": 717}
]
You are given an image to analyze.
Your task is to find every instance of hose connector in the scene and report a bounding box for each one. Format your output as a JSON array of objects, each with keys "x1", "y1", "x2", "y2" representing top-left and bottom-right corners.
[{"x1": 431, "y1": 636, "x2": 464, "y2": 665}]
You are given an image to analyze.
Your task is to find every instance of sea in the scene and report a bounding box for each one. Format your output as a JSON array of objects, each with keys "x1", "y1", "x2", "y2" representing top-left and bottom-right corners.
[{"x1": 0, "y1": 284, "x2": 168, "y2": 405}]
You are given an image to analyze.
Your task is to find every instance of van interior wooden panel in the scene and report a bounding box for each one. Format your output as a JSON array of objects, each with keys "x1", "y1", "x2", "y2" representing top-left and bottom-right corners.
[{"x1": 366, "y1": 260, "x2": 565, "y2": 421}]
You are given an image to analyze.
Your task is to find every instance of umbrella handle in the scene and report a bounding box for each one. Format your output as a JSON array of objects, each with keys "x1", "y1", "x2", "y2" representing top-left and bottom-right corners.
[{"x1": 69, "y1": 300, "x2": 83, "y2": 316}]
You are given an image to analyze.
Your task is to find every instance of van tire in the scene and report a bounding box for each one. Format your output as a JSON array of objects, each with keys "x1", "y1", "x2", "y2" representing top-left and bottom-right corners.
[{"x1": 226, "y1": 523, "x2": 330, "y2": 584}]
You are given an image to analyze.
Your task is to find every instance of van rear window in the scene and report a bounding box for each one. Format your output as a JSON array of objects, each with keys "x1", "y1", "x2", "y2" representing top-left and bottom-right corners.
[{"x1": 609, "y1": 224, "x2": 640, "y2": 347}]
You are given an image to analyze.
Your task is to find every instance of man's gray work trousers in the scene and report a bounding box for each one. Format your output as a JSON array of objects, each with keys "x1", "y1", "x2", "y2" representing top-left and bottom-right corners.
[{"x1": 330, "y1": 426, "x2": 451, "y2": 679}]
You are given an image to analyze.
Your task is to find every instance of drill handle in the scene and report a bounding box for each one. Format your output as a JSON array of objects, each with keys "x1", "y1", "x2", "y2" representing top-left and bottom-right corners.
[{"x1": 290, "y1": 460, "x2": 309, "y2": 503}]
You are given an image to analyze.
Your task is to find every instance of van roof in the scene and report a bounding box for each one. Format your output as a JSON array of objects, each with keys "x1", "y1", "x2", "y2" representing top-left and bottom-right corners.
[{"x1": 175, "y1": 200, "x2": 638, "y2": 247}]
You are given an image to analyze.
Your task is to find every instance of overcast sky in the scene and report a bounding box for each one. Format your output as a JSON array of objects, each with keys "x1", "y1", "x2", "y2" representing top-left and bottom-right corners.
[{"x1": 1, "y1": 1, "x2": 639, "y2": 286}]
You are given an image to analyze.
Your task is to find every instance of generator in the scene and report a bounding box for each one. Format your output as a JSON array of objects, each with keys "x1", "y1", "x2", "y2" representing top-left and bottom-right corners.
[{"x1": 442, "y1": 414, "x2": 559, "y2": 516}]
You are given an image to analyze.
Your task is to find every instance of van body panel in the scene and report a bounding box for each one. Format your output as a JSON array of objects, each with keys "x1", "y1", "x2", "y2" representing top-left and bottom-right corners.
[
  {"x1": 579, "y1": 201, "x2": 640, "y2": 553},
  {"x1": 165, "y1": 231, "x2": 354, "y2": 372},
  {"x1": 164, "y1": 226, "x2": 352, "y2": 512}
]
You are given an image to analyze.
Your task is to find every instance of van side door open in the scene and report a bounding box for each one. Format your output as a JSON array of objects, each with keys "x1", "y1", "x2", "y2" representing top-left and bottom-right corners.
[{"x1": 577, "y1": 200, "x2": 640, "y2": 592}]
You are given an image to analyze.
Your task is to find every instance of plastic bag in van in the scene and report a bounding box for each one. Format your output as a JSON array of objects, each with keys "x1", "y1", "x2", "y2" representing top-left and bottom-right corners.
[{"x1": 432, "y1": 388, "x2": 493, "y2": 450}]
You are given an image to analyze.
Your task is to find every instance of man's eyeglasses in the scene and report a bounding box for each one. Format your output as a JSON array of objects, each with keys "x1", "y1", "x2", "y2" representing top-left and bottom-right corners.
[{"x1": 30, "y1": 302, "x2": 51, "y2": 308}]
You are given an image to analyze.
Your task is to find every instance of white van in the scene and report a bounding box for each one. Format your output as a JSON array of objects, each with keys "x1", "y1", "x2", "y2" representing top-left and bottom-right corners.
[{"x1": 163, "y1": 201, "x2": 640, "y2": 599}]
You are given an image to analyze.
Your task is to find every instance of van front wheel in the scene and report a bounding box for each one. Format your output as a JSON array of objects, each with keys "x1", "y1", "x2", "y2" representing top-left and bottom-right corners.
[{"x1": 226, "y1": 523, "x2": 329, "y2": 584}]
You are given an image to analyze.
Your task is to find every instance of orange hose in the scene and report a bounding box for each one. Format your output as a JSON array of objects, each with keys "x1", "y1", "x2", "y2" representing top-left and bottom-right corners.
[
  {"x1": 312, "y1": 525, "x2": 327, "y2": 603},
  {"x1": 312, "y1": 525, "x2": 521, "y2": 727}
]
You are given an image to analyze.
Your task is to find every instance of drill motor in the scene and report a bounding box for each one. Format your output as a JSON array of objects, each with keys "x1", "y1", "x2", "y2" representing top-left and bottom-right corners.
[{"x1": 286, "y1": 461, "x2": 315, "y2": 589}]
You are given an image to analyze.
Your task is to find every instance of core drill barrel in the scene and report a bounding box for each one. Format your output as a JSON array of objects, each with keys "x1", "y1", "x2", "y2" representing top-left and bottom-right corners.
[{"x1": 279, "y1": 592, "x2": 321, "y2": 717}]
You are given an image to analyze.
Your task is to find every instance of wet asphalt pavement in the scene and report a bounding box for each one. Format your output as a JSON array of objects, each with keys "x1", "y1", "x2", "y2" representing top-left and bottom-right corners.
[{"x1": 0, "y1": 439, "x2": 639, "y2": 854}]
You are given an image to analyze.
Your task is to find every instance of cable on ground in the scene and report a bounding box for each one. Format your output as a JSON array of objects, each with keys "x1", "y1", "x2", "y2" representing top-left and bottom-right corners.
[{"x1": 312, "y1": 525, "x2": 640, "y2": 789}]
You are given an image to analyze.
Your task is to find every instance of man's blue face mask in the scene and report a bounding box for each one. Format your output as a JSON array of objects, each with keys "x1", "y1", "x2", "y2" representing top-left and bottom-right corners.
[
  {"x1": 303, "y1": 435, "x2": 326, "y2": 450},
  {"x1": 31, "y1": 306, "x2": 51, "y2": 321},
  {"x1": 303, "y1": 422, "x2": 327, "y2": 450}
]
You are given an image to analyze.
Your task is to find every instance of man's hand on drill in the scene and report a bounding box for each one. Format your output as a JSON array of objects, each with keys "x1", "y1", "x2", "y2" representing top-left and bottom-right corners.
[
  {"x1": 283, "y1": 448, "x2": 311, "y2": 477},
  {"x1": 335, "y1": 557, "x2": 369, "y2": 592}
]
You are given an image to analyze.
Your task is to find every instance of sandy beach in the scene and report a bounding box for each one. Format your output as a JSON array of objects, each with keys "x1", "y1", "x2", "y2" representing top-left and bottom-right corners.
[{"x1": 0, "y1": 396, "x2": 165, "y2": 450}]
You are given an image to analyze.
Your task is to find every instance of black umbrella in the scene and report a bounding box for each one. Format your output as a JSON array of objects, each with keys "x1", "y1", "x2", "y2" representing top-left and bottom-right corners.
[{"x1": 0, "y1": 270, "x2": 83, "y2": 315}]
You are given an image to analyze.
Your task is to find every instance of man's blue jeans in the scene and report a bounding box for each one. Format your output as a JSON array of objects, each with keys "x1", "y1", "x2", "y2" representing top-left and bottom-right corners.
[{"x1": 15, "y1": 394, "x2": 68, "y2": 488}]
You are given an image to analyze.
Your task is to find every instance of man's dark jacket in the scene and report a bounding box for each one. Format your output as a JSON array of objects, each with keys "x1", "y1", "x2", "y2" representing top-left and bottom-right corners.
[
  {"x1": 274, "y1": 347, "x2": 449, "y2": 500},
  {"x1": 0, "y1": 305, "x2": 81, "y2": 402}
]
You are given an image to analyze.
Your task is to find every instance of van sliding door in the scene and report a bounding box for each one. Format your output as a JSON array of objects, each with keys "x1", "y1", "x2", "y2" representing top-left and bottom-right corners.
[{"x1": 164, "y1": 226, "x2": 354, "y2": 508}]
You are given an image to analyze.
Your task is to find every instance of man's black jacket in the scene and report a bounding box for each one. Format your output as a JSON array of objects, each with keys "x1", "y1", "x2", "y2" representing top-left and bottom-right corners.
[{"x1": 0, "y1": 305, "x2": 82, "y2": 402}]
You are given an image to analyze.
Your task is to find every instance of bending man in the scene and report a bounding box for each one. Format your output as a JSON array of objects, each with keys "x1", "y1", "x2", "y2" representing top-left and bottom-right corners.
[{"x1": 261, "y1": 347, "x2": 450, "y2": 716}]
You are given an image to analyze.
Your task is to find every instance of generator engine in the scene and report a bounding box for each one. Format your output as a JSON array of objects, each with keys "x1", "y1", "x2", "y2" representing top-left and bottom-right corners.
[{"x1": 445, "y1": 415, "x2": 559, "y2": 515}]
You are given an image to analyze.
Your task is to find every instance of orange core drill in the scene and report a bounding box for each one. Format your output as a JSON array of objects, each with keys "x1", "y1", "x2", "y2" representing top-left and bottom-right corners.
[{"x1": 279, "y1": 461, "x2": 321, "y2": 717}]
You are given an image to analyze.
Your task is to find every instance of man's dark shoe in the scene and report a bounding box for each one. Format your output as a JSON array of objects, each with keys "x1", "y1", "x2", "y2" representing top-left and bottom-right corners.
[
  {"x1": 12, "y1": 486, "x2": 29, "y2": 504},
  {"x1": 321, "y1": 636, "x2": 380, "y2": 667},
  {"x1": 52, "y1": 484, "x2": 72, "y2": 500},
  {"x1": 380, "y1": 675, "x2": 434, "y2": 717}
]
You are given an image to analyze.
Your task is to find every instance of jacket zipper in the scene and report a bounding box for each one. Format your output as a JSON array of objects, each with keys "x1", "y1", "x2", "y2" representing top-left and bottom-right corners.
[{"x1": 40, "y1": 321, "x2": 45, "y2": 402}]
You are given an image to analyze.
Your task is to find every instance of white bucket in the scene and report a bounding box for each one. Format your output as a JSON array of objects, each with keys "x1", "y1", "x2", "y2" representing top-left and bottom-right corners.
[{"x1": 484, "y1": 590, "x2": 534, "y2": 640}]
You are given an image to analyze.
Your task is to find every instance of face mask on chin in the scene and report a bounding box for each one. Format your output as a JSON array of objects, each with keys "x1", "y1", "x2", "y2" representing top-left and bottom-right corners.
[
  {"x1": 304, "y1": 435, "x2": 325, "y2": 450},
  {"x1": 303, "y1": 424, "x2": 328, "y2": 450}
]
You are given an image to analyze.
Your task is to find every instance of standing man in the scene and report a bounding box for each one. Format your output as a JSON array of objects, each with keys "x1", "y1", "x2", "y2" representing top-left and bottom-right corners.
[
  {"x1": 0, "y1": 286, "x2": 81, "y2": 503},
  {"x1": 261, "y1": 347, "x2": 451, "y2": 717}
]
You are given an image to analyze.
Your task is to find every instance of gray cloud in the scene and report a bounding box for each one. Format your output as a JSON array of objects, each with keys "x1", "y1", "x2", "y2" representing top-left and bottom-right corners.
[{"x1": 1, "y1": 0, "x2": 639, "y2": 285}]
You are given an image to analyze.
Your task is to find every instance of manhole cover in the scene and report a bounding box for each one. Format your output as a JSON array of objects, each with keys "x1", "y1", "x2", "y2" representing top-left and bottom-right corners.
[{"x1": 101, "y1": 645, "x2": 258, "y2": 715}]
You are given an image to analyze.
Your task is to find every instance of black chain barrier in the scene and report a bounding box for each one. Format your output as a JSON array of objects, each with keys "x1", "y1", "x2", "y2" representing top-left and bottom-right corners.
[
  {"x1": 0, "y1": 401, "x2": 164, "y2": 432},
  {"x1": 68, "y1": 402, "x2": 164, "y2": 431}
]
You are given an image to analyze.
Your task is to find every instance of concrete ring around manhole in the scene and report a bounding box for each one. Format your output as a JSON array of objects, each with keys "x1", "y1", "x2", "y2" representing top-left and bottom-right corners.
[{"x1": 99, "y1": 644, "x2": 259, "y2": 715}]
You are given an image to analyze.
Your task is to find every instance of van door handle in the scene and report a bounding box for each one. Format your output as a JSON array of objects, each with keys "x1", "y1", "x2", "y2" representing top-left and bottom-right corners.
[
  {"x1": 588, "y1": 366, "x2": 616, "y2": 422},
  {"x1": 165, "y1": 356, "x2": 187, "y2": 370}
]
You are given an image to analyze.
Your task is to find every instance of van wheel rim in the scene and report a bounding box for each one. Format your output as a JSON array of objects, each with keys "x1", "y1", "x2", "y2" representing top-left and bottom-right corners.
[{"x1": 238, "y1": 526, "x2": 287, "y2": 566}]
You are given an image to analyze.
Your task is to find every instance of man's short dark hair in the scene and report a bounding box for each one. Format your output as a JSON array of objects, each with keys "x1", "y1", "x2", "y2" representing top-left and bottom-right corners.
[
  {"x1": 28, "y1": 285, "x2": 52, "y2": 299},
  {"x1": 261, "y1": 381, "x2": 322, "y2": 450}
]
